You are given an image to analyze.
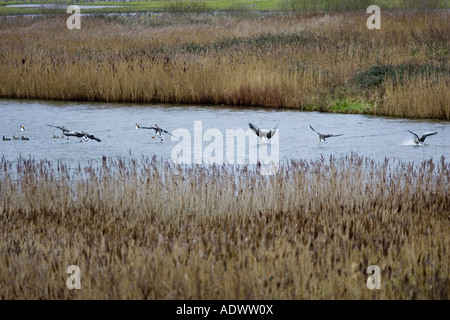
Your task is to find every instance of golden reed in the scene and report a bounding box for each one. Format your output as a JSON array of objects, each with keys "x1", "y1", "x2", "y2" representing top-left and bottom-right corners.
[
  {"x1": 0, "y1": 10, "x2": 448, "y2": 119},
  {"x1": 0, "y1": 154, "x2": 448, "y2": 299}
]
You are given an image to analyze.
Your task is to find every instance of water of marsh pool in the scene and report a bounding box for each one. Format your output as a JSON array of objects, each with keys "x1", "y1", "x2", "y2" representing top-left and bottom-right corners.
[{"x1": 0, "y1": 99, "x2": 449, "y2": 169}]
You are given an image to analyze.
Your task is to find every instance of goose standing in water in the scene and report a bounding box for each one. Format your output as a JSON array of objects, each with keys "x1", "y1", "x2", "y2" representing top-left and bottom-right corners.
[
  {"x1": 248, "y1": 122, "x2": 277, "y2": 143},
  {"x1": 408, "y1": 130, "x2": 437, "y2": 145},
  {"x1": 2, "y1": 136, "x2": 11, "y2": 141},
  {"x1": 21, "y1": 136, "x2": 29, "y2": 141},
  {"x1": 136, "y1": 123, "x2": 173, "y2": 141},
  {"x1": 309, "y1": 125, "x2": 343, "y2": 143},
  {"x1": 13, "y1": 136, "x2": 20, "y2": 140}
]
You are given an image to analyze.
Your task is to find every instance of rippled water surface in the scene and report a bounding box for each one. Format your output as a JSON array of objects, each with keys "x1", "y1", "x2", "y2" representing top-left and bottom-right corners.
[{"x1": 1, "y1": 99, "x2": 449, "y2": 169}]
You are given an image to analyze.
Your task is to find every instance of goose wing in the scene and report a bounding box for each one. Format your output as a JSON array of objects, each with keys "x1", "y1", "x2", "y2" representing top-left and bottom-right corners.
[
  {"x1": 408, "y1": 130, "x2": 420, "y2": 140},
  {"x1": 61, "y1": 130, "x2": 82, "y2": 137},
  {"x1": 266, "y1": 125, "x2": 278, "y2": 139},
  {"x1": 249, "y1": 123, "x2": 261, "y2": 137},
  {"x1": 139, "y1": 126, "x2": 157, "y2": 131},
  {"x1": 311, "y1": 125, "x2": 342, "y2": 138},
  {"x1": 420, "y1": 131, "x2": 437, "y2": 141},
  {"x1": 161, "y1": 129, "x2": 174, "y2": 136},
  {"x1": 46, "y1": 124, "x2": 68, "y2": 132},
  {"x1": 84, "y1": 133, "x2": 101, "y2": 142},
  {"x1": 309, "y1": 125, "x2": 320, "y2": 135},
  {"x1": 46, "y1": 124, "x2": 85, "y2": 138},
  {"x1": 323, "y1": 133, "x2": 343, "y2": 138}
]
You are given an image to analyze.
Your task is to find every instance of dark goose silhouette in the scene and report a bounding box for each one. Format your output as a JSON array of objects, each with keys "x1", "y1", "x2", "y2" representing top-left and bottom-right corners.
[
  {"x1": 136, "y1": 123, "x2": 173, "y2": 139},
  {"x1": 46, "y1": 124, "x2": 101, "y2": 142},
  {"x1": 310, "y1": 125, "x2": 343, "y2": 143},
  {"x1": 248, "y1": 122, "x2": 277, "y2": 142},
  {"x1": 408, "y1": 130, "x2": 437, "y2": 145}
]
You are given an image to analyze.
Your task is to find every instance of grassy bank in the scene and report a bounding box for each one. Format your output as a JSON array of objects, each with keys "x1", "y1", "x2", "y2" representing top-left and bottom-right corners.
[
  {"x1": 0, "y1": 155, "x2": 449, "y2": 299},
  {"x1": 0, "y1": 0, "x2": 448, "y2": 15},
  {"x1": 0, "y1": 10, "x2": 448, "y2": 119}
]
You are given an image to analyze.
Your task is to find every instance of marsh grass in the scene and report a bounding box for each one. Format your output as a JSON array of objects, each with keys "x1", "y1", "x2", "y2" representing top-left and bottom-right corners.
[
  {"x1": 279, "y1": 0, "x2": 449, "y2": 11},
  {"x1": 0, "y1": 154, "x2": 449, "y2": 299},
  {"x1": 0, "y1": 10, "x2": 448, "y2": 119}
]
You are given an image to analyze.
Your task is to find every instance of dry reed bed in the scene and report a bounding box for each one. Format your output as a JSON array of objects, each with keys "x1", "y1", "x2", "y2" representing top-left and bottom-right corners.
[
  {"x1": 0, "y1": 11, "x2": 448, "y2": 119},
  {"x1": 0, "y1": 154, "x2": 449, "y2": 299}
]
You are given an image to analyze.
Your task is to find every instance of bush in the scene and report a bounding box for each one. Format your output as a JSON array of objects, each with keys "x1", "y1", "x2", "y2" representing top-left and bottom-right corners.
[
  {"x1": 163, "y1": 0, "x2": 211, "y2": 14},
  {"x1": 352, "y1": 63, "x2": 449, "y2": 89},
  {"x1": 279, "y1": 0, "x2": 374, "y2": 12}
]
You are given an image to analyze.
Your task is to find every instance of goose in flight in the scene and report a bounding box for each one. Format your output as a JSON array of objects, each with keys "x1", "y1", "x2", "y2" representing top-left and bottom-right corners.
[
  {"x1": 20, "y1": 125, "x2": 25, "y2": 132},
  {"x1": 136, "y1": 123, "x2": 173, "y2": 140},
  {"x1": 46, "y1": 124, "x2": 101, "y2": 142},
  {"x1": 408, "y1": 130, "x2": 437, "y2": 145},
  {"x1": 46, "y1": 124, "x2": 84, "y2": 138},
  {"x1": 310, "y1": 125, "x2": 343, "y2": 143},
  {"x1": 248, "y1": 122, "x2": 277, "y2": 142}
]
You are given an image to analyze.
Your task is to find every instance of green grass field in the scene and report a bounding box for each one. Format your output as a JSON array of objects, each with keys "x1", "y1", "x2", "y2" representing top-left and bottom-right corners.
[{"x1": 2, "y1": 0, "x2": 275, "y2": 15}]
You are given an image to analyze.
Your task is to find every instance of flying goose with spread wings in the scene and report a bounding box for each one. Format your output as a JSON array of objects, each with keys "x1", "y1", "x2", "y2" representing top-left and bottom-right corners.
[
  {"x1": 136, "y1": 123, "x2": 173, "y2": 140},
  {"x1": 46, "y1": 124, "x2": 83, "y2": 138},
  {"x1": 408, "y1": 130, "x2": 437, "y2": 145},
  {"x1": 310, "y1": 125, "x2": 343, "y2": 143},
  {"x1": 248, "y1": 122, "x2": 277, "y2": 142},
  {"x1": 46, "y1": 124, "x2": 101, "y2": 142}
]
